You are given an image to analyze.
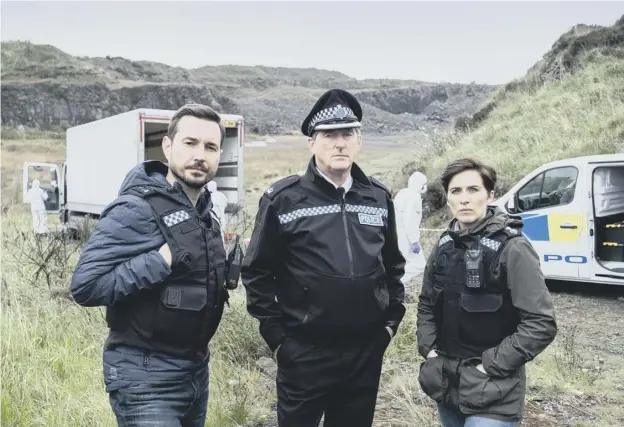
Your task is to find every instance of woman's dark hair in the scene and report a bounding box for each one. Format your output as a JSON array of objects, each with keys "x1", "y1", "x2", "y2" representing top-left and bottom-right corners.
[{"x1": 440, "y1": 157, "x2": 497, "y2": 193}]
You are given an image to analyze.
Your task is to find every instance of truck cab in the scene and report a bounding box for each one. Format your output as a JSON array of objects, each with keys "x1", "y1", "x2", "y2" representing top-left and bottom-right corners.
[
  {"x1": 492, "y1": 154, "x2": 624, "y2": 286},
  {"x1": 23, "y1": 108, "x2": 245, "y2": 238}
]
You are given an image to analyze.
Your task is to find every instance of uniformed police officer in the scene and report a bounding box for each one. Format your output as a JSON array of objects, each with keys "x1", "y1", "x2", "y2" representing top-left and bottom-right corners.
[
  {"x1": 416, "y1": 157, "x2": 558, "y2": 427},
  {"x1": 71, "y1": 104, "x2": 232, "y2": 427},
  {"x1": 242, "y1": 89, "x2": 407, "y2": 427}
]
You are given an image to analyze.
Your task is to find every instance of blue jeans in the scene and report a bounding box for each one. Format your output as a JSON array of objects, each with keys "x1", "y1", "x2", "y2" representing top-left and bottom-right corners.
[
  {"x1": 103, "y1": 346, "x2": 210, "y2": 427},
  {"x1": 437, "y1": 404, "x2": 518, "y2": 427}
]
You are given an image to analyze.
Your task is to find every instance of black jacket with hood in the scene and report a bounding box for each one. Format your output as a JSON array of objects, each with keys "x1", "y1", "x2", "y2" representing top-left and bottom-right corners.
[{"x1": 71, "y1": 161, "x2": 228, "y2": 362}]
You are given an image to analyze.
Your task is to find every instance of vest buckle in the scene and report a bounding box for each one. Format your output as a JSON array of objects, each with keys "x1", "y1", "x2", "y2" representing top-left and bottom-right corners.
[{"x1": 179, "y1": 252, "x2": 193, "y2": 270}]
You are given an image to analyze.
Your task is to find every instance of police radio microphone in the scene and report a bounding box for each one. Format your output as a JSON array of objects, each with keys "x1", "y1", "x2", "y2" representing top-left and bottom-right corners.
[
  {"x1": 465, "y1": 249, "x2": 483, "y2": 289},
  {"x1": 225, "y1": 235, "x2": 243, "y2": 290}
]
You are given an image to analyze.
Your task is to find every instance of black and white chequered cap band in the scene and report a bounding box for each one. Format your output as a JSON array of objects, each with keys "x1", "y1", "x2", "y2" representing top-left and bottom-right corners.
[{"x1": 308, "y1": 104, "x2": 360, "y2": 135}]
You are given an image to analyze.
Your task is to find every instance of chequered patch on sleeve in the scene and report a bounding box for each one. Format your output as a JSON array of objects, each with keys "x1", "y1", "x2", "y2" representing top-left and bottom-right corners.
[
  {"x1": 480, "y1": 237, "x2": 501, "y2": 251},
  {"x1": 345, "y1": 204, "x2": 388, "y2": 217},
  {"x1": 163, "y1": 210, "x2": 190, "y2": 227},
  {"x1": 278, "y1": 204, "x2": 341, "y2": 224},
  {"x1": 438, "y1": 235, "x2": 452, "y2": 246}
]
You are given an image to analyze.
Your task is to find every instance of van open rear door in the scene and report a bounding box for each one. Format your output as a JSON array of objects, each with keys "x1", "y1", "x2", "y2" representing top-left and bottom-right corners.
[
  {"x1": 23, "y1": 162, "x2": 63, "y2": 214},
  {"x1": 589, "y1": 158, "x2": 624, "y2": 285}
]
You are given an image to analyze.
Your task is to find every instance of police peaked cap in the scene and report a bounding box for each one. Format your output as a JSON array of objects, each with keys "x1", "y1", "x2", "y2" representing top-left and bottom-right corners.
[{"x1": 301, "y1": 89, "x2": 363, "y2": 137}]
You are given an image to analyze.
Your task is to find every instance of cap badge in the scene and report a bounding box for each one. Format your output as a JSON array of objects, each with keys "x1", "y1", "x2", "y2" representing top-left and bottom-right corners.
[{"x1": 335, "y1": 106, "x2": 347, "y2": 119}]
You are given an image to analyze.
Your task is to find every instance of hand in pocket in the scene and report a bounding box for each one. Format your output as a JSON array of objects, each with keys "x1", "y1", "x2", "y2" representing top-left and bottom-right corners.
[{"x1": 427, "y1": 349, "x2": 438, "y2": 359}]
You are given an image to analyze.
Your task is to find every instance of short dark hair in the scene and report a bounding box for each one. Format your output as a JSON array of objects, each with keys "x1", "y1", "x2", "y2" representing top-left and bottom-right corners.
[
  {"x1": 440, "y1": 157, "x2": 497, "y2": 193},
  {"x1": 167, "y1": 103, "x2": 225, "y2": 144}
]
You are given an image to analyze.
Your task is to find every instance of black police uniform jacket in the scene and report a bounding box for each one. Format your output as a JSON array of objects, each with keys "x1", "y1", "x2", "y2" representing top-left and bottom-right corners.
[{"x1": 242, "y1": 157, "x2": 407, "y2": 351}]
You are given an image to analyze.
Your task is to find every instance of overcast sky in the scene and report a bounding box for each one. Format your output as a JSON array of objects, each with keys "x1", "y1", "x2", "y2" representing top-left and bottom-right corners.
[{"x1": 2, "y1": 1, "x2": 623, "y2": 85}]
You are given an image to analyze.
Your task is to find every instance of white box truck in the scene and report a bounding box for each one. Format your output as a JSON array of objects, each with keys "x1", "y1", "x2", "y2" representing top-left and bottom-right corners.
[
  {"x1": 492, "y1": 153, "x2": 624, "y2": 286},
  {"x1": 23, "y1": 108, "x2": 245, "y2": 236}
]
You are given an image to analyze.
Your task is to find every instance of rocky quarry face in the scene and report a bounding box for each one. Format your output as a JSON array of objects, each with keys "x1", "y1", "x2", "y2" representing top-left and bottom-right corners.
[
  {"x1": 0, "y1": 42, "x2": 499, "y2": 136},
  {"x1": 1, "y1": 82, "x2": 239, "y2": 131}
]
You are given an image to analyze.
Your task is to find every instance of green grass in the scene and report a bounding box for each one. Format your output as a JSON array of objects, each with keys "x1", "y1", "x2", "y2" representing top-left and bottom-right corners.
[
  {"x1": 0, "y1": 208, "x2": 275, "y2": 427},
  {"x1": 421, "y1": 54, "x2": 624, "y2": 197},
  {"x1": 1, "y1": 126, "x2": 65, "y2": 140},
  {"x1": 2, "y1": 204, "x2": 623, "y2": 426}
]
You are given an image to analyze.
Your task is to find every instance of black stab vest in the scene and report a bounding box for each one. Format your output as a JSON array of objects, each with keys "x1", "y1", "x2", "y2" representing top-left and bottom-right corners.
[
  {"x1": 430, "y1": 227, "x2": 522, "y2": 359},
  {"x1": 105, "y1": 186, "x2": 229, "y2": 361}
]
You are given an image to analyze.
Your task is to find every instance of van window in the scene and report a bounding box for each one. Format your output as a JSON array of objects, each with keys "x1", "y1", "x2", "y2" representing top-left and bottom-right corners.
[{"x1": 517, "y1": 166, "x2": 578, "y2": 211}]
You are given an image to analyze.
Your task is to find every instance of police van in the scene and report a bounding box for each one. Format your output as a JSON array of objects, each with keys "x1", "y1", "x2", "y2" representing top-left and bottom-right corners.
[{"x1": 492, "y1": 154, "x2": 624, "y2": 286}]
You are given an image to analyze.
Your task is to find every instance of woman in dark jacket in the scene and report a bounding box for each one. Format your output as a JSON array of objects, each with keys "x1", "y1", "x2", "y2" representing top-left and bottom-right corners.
[{"x1": 416, "y1": 158, "x2": 557, "y2": 427}]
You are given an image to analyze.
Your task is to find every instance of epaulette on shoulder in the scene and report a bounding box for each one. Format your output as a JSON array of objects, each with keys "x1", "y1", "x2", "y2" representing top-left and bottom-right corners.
[
  {"x1": 369, "y1": 176, "x2": 391, "y2": 196},
  {"x1": 264, "y1": 174, "x2": 300, "y2": 200},
  {"x1": 438, "y1": 232, "x2": 453, "y2": 247},
  {"x1": 124, "y1": 185, "x2": 157, "y2": 198}
]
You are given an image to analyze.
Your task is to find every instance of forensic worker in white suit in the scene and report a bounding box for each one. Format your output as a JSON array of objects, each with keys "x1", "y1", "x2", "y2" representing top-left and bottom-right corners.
[
  {"x1": 26, "y1": 179, "x2": 50, "y2": 235},
  {"x1": 207, "y1": 180, "x2": 228, "y2": 242},
  {"x1": 393, "y1": 171, "x2": 428, "y2": 283}
]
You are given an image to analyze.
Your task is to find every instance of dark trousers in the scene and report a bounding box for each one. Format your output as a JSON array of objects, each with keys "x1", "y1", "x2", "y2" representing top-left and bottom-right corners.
[
  {"x1": 276, "y1": 328, "x2": 391, "y2": 427},
  {"x1": 103, "y1": 346, "x2": 210, "y2": 427}
]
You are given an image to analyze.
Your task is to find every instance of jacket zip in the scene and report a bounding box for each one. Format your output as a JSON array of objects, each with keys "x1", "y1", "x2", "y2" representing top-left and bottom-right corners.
[{"x1": 339, "y1": 190, "x2": 355, "y2": 279}]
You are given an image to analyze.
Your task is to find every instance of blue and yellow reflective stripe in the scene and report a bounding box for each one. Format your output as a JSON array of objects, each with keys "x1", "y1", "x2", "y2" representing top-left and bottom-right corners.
[
  {"x1": 549, "y1": 213, "x2": 585, "y2": 242},
  {"x1": 519, "y1": 213, "x2": 549, "y2": 241},
  {"x1": 519, "y1": 213, "x2": 585, "y2": 242}
]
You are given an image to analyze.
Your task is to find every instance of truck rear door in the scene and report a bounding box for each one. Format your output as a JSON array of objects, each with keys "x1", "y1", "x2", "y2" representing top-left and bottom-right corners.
[{"x1": 22, "y1": 162, "x2": 63, "y2": 214}]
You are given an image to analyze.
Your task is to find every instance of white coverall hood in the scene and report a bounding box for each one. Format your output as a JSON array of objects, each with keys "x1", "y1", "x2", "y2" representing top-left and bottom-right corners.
[
  {"x1": 207, "y1": 181, "x2": 228, "y2": 242},
  {"x1": 408, "y1": 172, "x2": 428, "y2": 195},
  {"x1": 207, "y1": 181, "x2": 218, "y2": 193}
]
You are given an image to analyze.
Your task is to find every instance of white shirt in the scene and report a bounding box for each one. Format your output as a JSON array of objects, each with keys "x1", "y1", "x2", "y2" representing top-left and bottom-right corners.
[{"x1": 316, "y1": 167, "x2": 353, "y2": 194}]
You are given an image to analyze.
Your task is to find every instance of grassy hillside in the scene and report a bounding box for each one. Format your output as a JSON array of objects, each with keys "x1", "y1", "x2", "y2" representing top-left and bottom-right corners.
[
  {"x1": 454, "y1": 16, "x2": 624, "y2": 132},
  {"x1": 415, "y1": 17, "x2": 624, "y2": 214}
]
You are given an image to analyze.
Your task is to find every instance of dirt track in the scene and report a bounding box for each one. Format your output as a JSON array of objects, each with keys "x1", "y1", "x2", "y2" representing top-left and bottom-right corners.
[{"x1": 510, "y1": 280, "x2": 624, "y2": 427}]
